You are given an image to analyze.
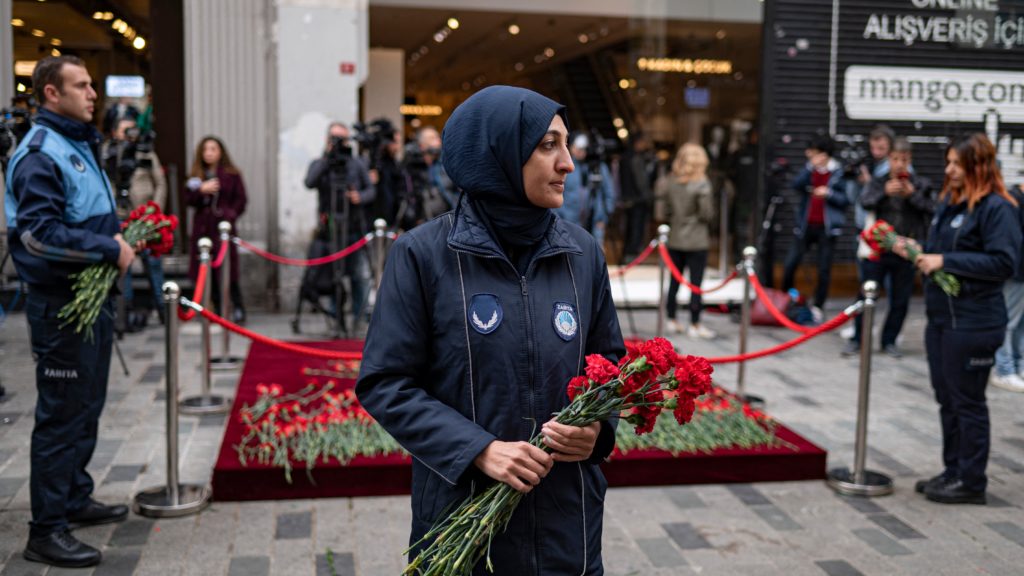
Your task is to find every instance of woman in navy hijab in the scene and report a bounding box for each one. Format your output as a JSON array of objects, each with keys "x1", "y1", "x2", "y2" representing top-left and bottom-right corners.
[{"x1": 357, "y1": 86, "x2": 626, "y2": 574}]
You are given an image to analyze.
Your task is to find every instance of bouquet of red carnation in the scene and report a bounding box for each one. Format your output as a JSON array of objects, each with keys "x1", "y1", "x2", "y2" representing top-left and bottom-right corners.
[
  {"x1": 59, "y1": 201, "x2": 179, "y2": 338},
  {"x1": 404, "y1": 338, "x2": 712, "y2": 576},
  {"x1": 860, "y1": 219, "x2": 959, "y2": 296}
]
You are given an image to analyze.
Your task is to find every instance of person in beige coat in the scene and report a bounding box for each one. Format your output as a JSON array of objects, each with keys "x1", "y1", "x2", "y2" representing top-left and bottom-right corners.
[{"x1": 655, "y1": 143, "x2": 716, "y2": 338}]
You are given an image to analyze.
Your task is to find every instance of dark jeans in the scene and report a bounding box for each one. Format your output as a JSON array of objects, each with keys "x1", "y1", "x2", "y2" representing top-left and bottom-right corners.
[
  {"x1": 623, "y1": 203, "x2": 650, "y2": 258},
  {"x1": 852, "y1": 254, "x2": 915, "y2": 346},
  {"x1": 925, "y1": 323, "x2": 1004, "y2": 492},
  {"x1": 27, "y1": 292, "x2": 112, "y2": 538},
  {"x1": 782, "y1": 226, "x2": 835, "y2": 309},
  {"x1": 665, "y1": 249, "x2": 707, "y2": 325},
  {"x1": 210, "y1": 268, "x2": 245, "y2": 316},
  {"x1": 122, "y1": 254, "x2": 167, "y2": 313}
]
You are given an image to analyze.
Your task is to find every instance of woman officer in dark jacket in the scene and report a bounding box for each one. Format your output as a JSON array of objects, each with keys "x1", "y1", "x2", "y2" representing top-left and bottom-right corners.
[
  {"x1": 909, "y1": 133, "x2": 1020, "y2": 505},
  {"x1": 356, "y1": 86, "x2": 625, "y2": 574}
]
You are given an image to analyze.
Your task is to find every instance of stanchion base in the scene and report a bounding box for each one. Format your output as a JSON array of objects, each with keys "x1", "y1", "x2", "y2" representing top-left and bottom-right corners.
[
  {"x1": 210, "y1": 356, "x2": 243, "y2": 371},
  {"x1": 826, "y1": 467, "x2": 894, "y2": 497},
  {"x1": 738, "y1": 394, "x2": 766, "y2": 408},
  {"x1": 132, "y1": 484, "x2": 211, "y2": 518},
  {"x1": 179, "y1": 394, "x2": 232, "y2": 415}
]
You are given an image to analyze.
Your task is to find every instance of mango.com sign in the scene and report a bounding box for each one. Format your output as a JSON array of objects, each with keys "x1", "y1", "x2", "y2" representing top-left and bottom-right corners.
[{"x1": 844, "y1": 65, "x2": 1024, "y2": 123}]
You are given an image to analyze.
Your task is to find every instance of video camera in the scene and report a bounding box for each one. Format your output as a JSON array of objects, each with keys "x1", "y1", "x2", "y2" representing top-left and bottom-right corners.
[
  {"x1": 351, "y1": 117, "x2": 396, "y2": 171},
  {"x1": 0, "y1": 105, "x2": 33, "y2": 170},
  {"x1": 326, "y1": 134, "x2": 353, "y2": 171},
  {"x1": 837, "y1": 143, "x2": 872, "y2": 179},
  {"x1": 103, "y1": 128, "x2": 156, "y2": 211}
]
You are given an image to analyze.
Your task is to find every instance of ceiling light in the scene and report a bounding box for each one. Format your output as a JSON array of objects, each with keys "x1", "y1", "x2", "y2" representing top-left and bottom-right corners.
[
  {"x1": 543, "y1": 47, "x2": 554, "y2": 58},
  {"x1": 447, "y1": 17, "x2": 459, "y2": 30},
  {"x1": 92, "y1": 11, "x2": 105, "y2": 19},
  {"x1": 534, "y1": 55, "x2": 544, "y2": 63},
  {"x1": 50, "y1": 38, "x2": 61, "y2": 46},
  {"x1": 716, "y1": 29, "x2": 727, "y2": 39},
  {"x1": 103, "y1": 12, "x2": 113, "y2": 20},
  {"x1": 433, "y1": 32, "x2": 445, "y2": 43},
  {"x1": 11, "y1": 19, "x2": 24, "y2": 27},
  {"x1": 17, "y1": 83, "x2": 26, "y2": 93},
  {"x1": 419, "y1": 46, "x2": 428, "y2": 55},
  {"x1": 514, "y1": 62, "x2": 524, "y2": 72},
  {"x1": 508, "y1": 24, "x2": 520, "y2": 35},
  {"x1": 31, "y1": 29, "x2": 45, "y2": 38},
  {"x1": 51, "y1": 48, "x2": 60, "y2": 56},
  {"x1": 117, "y1": 21, "x2": 129, "y2": 34},
  {"x1": 733, "y1": 72, "x2": 744, "y2": 80},
  {"x1": 112, "y1": 19, "x2": 123, "y2": 29},
  {"x1": 578, "y1": 34, "x2": 589, "y2": 44},
  {"x1": 133, "y1": 36, "x2": 146, "y2": 50},
  {"x1": 612, "y1": 118, "x2": 624, "y2": 128},
  {"x1": 657, "y1": 96, "x2": 666, "y2": 106},
  {"x1": 618, "y1": 78, "x2": 630, "y2": 89},
  {"x1": 617, "y1": 128, "x2": 629, "y2": 140}
]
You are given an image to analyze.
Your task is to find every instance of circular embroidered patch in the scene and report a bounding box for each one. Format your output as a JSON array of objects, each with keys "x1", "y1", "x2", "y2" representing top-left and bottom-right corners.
[{"x1": 552, "y1": 302, "x2": 578, "y2": 341}]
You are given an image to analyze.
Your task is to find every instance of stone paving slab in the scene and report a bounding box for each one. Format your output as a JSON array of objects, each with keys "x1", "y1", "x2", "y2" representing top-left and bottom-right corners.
[{"x1": 2, "y1": 298, "x2": 1024, "y2": 575}]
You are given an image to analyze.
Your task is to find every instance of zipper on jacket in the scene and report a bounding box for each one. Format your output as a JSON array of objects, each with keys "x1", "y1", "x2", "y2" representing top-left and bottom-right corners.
[{"x1": 519, "y1": 272, "x2": 540, "y2": 576}]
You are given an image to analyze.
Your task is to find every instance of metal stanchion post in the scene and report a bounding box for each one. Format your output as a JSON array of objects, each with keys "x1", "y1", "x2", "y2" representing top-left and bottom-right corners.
[
  {"x1": 211, "y1": 221, "x2": 242, "y2": 370},
  {"x1": 180, "y1": 238, "x2": 231, "y2": 415},
  {"x1": 132, "y1": 282, "x2": 211, "y2": 517},
  {"x1": 737, "y1": 246, "x2": 764, "y2": 406},
  {"x1": 827, "y1": 280, "x2": 894, "y2": 497},
  {"x1": 656, "y1": 225, "x2": 670, "y2": 338},
  {"x1": 373, "y1": 218, "x2": 387, "y2": 289},
  {"x1": 719, "y1": 185, "x2": 730, "y2": 278}
]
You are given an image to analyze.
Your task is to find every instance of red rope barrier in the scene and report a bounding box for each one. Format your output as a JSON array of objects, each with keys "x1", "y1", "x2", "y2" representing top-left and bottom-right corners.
[
  {"x1": 706, "y1": 309, "x2": 854, "y2": 364},
  {"x1": 234, "y1": 235, "x2": 370, "y2": 267},
  {"x1": 657, "y1": 244, "x2": 739, "y2": 295},
  {"x1": 610, "y1": 241, "x2": 656, "y2": 277},
  {"x1": 747, "y1": 271, "x2": 813, "y2": 334},
  {"x1": 178, "y1": 264, "x2": 208, "y2": 321},
  {"x1": 196, "y1": 307, "x2": 364, "y2": 360},
  {"x1": 211, "y1": 240, "x2": 229, "y2": 269}
]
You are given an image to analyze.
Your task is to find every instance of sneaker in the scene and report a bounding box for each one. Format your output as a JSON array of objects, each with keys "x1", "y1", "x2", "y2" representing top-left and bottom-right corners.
[
  {"x1": 990, "y1": 373, "x2": 1024, "y2": 393},
  {"x1": 882, "y1": 344, "x2": 903, "y2": 359},
  {"x1": 687, "y1": 324, "x2": 717, "y2": 339},
  {"x1": 840, "y1": 340, "x2": 860, "y2": 357},
  {"x1": 666, "y1": 319, "x2": 683, "y2": 334},
  {"x1": 810, "y1": 306, "x2": 824, "y2": 324}
]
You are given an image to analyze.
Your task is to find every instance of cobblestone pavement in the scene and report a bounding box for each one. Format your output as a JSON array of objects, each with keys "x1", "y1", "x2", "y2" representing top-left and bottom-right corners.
[{"x1": 2, "y1": 293, "x2": 1024, "y2": 575}]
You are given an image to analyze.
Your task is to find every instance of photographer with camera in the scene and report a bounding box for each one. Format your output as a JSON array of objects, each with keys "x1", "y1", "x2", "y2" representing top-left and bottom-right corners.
[
  {"x1": 304, "y1": 122, "x2": 375, "y2": 331},
  {"x1": 555, "y1": 133, "x2": 615, "y2": 248},
  {"x1": 102, "y1": 118, "x2": 166, "y2": 329},
  {"x1": 395, "y1": 127, "x2": 453, "y2": 229}
]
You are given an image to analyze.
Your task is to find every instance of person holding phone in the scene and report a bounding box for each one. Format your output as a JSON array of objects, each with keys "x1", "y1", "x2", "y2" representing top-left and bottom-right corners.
[
  {"x1": 185, "y1": 136, "x2": 248, "y2": 323},
  {"x1": 847, "y1": 137, "x2": 935, "y2": 358}
]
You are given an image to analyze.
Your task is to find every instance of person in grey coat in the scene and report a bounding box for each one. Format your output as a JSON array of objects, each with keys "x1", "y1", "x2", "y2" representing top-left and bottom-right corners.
[{"x1": 655, "y1": 143, "x2": 716, "y2": 338}]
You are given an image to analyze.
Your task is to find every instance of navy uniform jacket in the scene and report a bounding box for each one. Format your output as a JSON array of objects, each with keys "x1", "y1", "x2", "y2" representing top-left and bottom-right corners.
[
  {"x1": 924, "y1": 192, "x2": 1021, "y2": 330},
  {"x1": 356, "y1": 196, "x2": 625, "y2": 575},
  {"x1": 4, "y1": 108, "x2": 119, "y2": 294}
]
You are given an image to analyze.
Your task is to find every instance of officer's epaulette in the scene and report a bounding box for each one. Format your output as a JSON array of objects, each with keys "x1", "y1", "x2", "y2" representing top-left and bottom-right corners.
[{"x1": 27, "y1": 129, "x2": 47, "y2": 151}]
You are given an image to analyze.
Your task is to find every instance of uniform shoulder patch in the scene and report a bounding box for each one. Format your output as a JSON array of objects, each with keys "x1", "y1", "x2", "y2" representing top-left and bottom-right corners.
[
  {"x1": 468, "y1": 293, "x2": 502, "y2": 335},
  {"x1": 69, "y1": 154, "x2": 86, "y2": 173},
  {"x1": 552, "y1": 302, "x2": 579, "y2": 341}
]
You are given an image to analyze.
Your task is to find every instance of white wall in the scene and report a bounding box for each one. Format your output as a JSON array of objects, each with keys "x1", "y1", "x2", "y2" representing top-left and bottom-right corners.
[
  {"x1": 365, "y1": 48, "x2": 405, "y2": 141},
  {"x1": 275, "y1": 0, "x2": 368, "y2": 306}
]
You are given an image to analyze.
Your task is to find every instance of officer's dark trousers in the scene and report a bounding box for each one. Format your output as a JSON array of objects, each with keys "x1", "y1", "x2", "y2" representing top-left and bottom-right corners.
[
  {"x1": 27, "y1": 292, "x2": 112, "y2": 538},
  {"x1": 925, "y1": 323, "x2": 1003, "y2": 493}
]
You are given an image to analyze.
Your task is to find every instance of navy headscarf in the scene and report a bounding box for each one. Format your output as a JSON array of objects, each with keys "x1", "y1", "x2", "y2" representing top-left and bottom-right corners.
[{"x1": 442, "y1": 86, "x2": 568, "y2": 248}]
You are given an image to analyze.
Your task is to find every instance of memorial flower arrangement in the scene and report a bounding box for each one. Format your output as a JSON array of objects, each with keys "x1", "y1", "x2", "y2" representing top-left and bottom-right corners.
[
  {"x1": 404, "y1": 338, "x2": 713, "y2": 576},
  {"x1": 235, "y1": 360, "x2": 404, "y2": 483},
  {"x1": 860, "y1": 219, "x2": 959, "y2": 296},
  {"x1": 58, "y1": 201, "x2": 178, "y2": 337}
]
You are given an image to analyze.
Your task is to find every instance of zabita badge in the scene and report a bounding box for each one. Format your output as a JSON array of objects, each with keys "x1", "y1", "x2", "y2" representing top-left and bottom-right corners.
[
  {"x1": 552, "y1": 302, "x2": 579, "y2": 341},
  {"x1": 468, "y1": 293, "x2": 502, "y2": 335}
]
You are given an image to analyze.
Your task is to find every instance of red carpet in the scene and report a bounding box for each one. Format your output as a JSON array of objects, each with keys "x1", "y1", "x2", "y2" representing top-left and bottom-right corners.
[{"x1": 212, "y1": 340, "x2": 826, "y2": 502}]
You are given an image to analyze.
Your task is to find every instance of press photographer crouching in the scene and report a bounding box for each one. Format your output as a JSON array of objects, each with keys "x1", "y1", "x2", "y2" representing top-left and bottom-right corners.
[
  {"x1": 102, "y1": 118, "x2": 167, "y2": 330},
  {"x1": 304, "y1": 122, "x2": 375, "y2": 332}
]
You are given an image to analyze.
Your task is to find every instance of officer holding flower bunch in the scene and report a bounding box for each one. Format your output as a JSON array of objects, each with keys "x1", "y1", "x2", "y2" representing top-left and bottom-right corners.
[
  {"x1": 358, "y1": 86, "x2": 626, "y2": 574},
  {"x1": 4, "y1": 56, "x2": 132, "y2": 568}
]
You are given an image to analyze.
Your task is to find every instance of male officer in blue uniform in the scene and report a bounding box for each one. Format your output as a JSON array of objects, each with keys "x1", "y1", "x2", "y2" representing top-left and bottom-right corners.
[{"x1": 5, "y1": 56, "x2": 135, "y2": 568}]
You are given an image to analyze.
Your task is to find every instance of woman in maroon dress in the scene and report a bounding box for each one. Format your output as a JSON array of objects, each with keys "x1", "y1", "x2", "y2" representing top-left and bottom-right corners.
[{"x1": 186, "y1": 136, "x2": 248, "y2": 322}]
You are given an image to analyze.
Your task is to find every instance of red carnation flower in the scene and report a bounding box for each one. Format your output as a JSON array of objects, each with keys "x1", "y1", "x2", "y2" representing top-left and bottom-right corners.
[
  {"x1": 584, "y1": 354, "x2": 620, "y2": 384},
  {"x1": 566, "y1": 375, "x2": 589, "y2": 401},
  {"x1": 673, "y1": 395, "x2": 696, "y2": 425}
]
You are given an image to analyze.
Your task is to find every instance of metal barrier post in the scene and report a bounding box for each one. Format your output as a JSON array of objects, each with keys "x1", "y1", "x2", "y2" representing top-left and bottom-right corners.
[
  {"x1": 180, "y1": 238, "x2": 231, "y2": 415},
  {"x1": 719, "y1": 185, "x2": 730, "y2": 278},
  {"x1": 656, "y1": 225, "x2": 670, "y2": 338},
  {"x1": 132, "y1": 282, "x2": 211, "y2": 517},
  {"x1": 827, "y1": 280, "x2": 894, "y2": 497},
  {"x1": 374, "y1": 218, "x2": 387, "y2": 290},
  {"x1": 211, "y1": 221, "x2": 241, "y2": 370},
  {"x1": 737, "y1": 246, "x2": 763, "y2": 406}
]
